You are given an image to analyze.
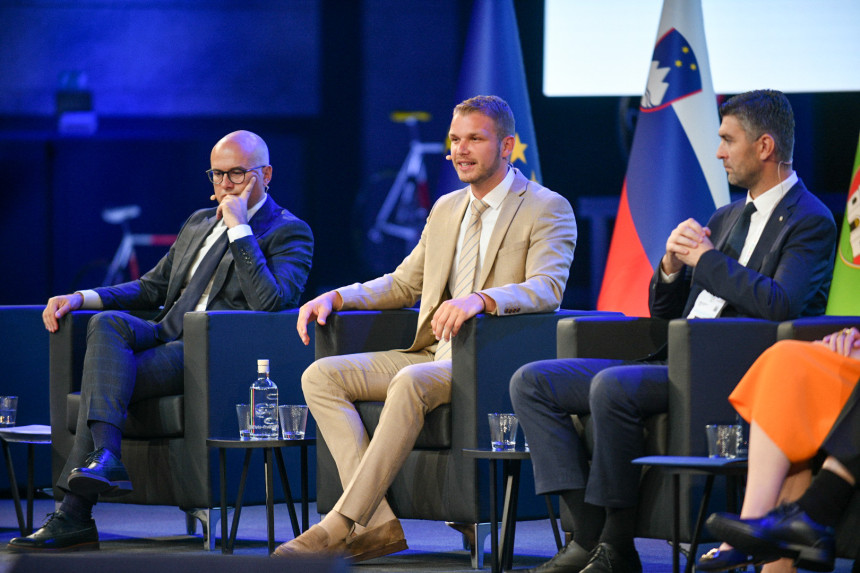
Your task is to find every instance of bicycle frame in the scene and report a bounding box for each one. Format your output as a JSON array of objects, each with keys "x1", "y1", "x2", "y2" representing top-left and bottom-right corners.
[{"x1": 370, "y1": 139, "x2": 444, "y2": 244}]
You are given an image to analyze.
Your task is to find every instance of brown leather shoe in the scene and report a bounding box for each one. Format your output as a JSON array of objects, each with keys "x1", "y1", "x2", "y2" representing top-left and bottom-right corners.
[
  {"x1": 272, "y1": 524, "x2": 347, "y2": 558},
  {"x1": 346, "y1": 519, "x2": 408, "y2": 562}
]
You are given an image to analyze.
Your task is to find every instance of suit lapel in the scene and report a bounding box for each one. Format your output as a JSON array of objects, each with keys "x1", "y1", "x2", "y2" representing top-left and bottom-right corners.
[
  {"x1": 476, "y1": 173, "x2": 526, "y2": 289},
  {"x1": 435, "y1": 191, "x2": 470, "y2": 291},
  {"x1": 746, "y1": 184, "x2": 802, "y2": 272},
  {"x1": 164, "y1": 214, "x2": 218, "y2": 308}
]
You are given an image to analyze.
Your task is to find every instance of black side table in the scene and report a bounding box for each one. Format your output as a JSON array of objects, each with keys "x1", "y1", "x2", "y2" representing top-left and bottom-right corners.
[
  {"x1": 632, "y1": 455, "x2": 748, "y2": 573},
  {"x1": 206, "y1": 436, "x2": 315, "y2": 554},
  {"x1": 463, "y1": 448, "x2": 561, "y2": 573},
  {"x1": 0, "y1": 424, "x2": 52, "y2": 536}
]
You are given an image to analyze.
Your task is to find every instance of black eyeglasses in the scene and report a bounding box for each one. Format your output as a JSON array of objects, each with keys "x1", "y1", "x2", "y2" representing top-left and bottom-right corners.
[{"x1": 205, "y1": 165, "x2": 267, "y2": 185}]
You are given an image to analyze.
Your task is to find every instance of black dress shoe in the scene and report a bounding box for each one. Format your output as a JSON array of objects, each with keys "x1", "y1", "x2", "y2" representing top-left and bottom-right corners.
[
  {"x1": 68, "y1": 447, "x2": 132, "y2": 497},
  {"x1": 579, "y1": 543, "x2": 642, "y2": 573},
  {"x1": 7, "y1": 510, "x2": 99, "y2": 552},
  {"x1": 706, "y1": 503, "x2": 835, "y2": 572},
  {"x1": 696, "y1": 546, "x2": 768, "y2": 572},
  {"x1": 525, "y1": 540, "x2": 592, "y2": 573}
]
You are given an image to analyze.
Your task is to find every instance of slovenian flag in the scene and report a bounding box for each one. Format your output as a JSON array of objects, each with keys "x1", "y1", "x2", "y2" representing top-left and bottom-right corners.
[
  {"x1": 437, "y1": 0, "x2": 542, "y2": 198},
  {"x1": 597, "y1": 0, "x2": 729, "y2": 316},
  {"x1": 825, "y1": 131, "x2": 860, "y2": 315}
]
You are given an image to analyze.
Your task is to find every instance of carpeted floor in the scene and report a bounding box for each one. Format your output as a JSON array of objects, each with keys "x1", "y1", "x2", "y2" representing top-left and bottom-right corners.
[{"x1": 0, "y1": 497, "x2": 855, "y2": 572}]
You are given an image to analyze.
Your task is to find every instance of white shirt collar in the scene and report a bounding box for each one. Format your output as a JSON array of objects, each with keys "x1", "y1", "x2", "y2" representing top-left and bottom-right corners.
[
  {"x1": 247, "y1": 192, "x2": 268, "y2": 220},
  {"x1": 747, "y1": 172, "x2": 796, "y2": 217},
  {"x1": 470, "y1": 166, "x2": 514, "y2": 210}
]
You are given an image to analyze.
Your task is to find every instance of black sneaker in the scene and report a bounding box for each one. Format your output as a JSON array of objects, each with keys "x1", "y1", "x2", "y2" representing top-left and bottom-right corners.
[
  {"x1": 7, "y1": 510, "x2": 99, "y2": 552},
  {"x1": 68, "y1": 447, "x2": 133, "y2": 497}
]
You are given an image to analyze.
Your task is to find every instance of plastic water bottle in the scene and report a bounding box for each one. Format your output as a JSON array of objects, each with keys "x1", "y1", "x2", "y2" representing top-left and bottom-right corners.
[{"x1": 250, "y1": 359, "x2": 278, "y2": 439}]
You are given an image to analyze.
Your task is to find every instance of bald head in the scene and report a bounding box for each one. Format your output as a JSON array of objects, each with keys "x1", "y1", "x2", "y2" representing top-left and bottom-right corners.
[
  {"x1": 209, "y1": 130, "x2": 272, "y2": 209},
  {"x1": 213, "y1": 130, "x2": 270, "y2": 166}
]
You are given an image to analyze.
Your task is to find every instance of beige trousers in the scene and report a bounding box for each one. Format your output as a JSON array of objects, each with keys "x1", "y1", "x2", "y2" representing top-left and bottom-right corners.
[{"x1": 301, "y1": 349, "x2": 452, "y2": 525}]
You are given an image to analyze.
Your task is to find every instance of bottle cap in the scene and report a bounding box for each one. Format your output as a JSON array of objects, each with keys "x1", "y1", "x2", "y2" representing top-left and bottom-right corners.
[{"x1": 257, "y1": 359, "x2": 269, "y2": 370}]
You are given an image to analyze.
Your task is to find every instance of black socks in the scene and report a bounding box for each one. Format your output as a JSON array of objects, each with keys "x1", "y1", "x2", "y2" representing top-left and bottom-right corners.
[
  {"x1": 559, "y1": 489, "x2": 604, "y2": 551},
  {"x1": 89, "y1": 421, "x2": 122, "y2": 458},
  {"x1": 796, "y1": 469, "x2": 854, "y2": 527},
  {"x1": 599, "y1": 506, "x2": 638, "y2": 557},
  {"x1": 59, "y1": 491, "x2": 96, "y2": 523}
]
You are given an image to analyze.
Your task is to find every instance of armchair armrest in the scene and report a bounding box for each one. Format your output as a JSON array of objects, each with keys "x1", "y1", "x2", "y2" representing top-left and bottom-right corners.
[
  {"x1": 667, "y1": 318, "x2": 779, "y2": 455},
  {"x1": 777, "y1": 315, "x2": 860, "y2": 342},
  {"x1": 556, "y1": 315, "x2": 667, "y2": 360},
  {"x1": 313, "y1": 309, "x2": 419, "y2": 359}
]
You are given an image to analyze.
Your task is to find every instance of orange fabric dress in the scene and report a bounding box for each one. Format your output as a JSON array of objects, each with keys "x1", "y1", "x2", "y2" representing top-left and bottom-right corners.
[{"x1": 729, "y1": 339, "x2": 860, "y2": 463}]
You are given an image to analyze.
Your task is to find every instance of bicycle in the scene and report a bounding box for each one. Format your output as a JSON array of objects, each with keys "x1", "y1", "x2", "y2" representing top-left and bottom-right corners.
[
  {"x1": 68, "y1": 205, "x2": 177, "y2": 290},
  {"x1": 98, "y1": 205, "x2": 177, "y2": 286},
  {"x1": 367, "y1": 111, "x2": 445, "y2": 246}
]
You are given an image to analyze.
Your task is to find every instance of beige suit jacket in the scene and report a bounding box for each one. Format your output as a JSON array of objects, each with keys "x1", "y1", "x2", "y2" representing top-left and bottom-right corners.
[{"x1": 337, "y1": 168, "x2": 577, "y2": 352}]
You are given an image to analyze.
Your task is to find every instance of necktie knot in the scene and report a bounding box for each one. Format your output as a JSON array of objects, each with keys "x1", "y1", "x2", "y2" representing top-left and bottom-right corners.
[{"x1": 471, "y1": 199, "x2": 489, "y2": 218}]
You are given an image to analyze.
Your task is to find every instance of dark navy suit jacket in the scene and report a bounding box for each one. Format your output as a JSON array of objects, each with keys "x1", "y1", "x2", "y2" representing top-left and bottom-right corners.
[
  {"x1": 94, "y1": 195, "x2": 314, "y2": 317},
  {"x1": 649, "y1": 179, "x2": 837, "y2": 321}
]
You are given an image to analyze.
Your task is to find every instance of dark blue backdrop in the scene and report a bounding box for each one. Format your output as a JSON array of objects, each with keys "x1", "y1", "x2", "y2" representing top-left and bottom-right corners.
[{"x1": 0, "y1": 0, "x2": 858, "y2": 310}]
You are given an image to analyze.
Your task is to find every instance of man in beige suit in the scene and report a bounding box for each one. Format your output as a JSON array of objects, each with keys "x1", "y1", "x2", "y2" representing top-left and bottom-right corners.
[{"x1": 275, "y1": 95, "x2": 576, "y2": 562}]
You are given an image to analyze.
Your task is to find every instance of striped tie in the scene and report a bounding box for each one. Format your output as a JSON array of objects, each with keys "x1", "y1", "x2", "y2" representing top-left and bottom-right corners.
[{"x1": 435, "y1": 199, "x2": 489, "y2": 361}]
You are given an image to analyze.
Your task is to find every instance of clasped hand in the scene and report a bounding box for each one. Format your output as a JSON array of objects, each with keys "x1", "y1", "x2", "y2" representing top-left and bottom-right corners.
[
  {"x1": 816, "y1": 327, "x2": 860, "y2": 359},
  {"x1": 662, "y1": 218, "x2": 714, "y2": 274}
]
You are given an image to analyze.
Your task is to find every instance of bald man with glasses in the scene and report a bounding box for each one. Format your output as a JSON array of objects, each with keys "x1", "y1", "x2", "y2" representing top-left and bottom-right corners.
[{"x1": 8, "y1": 130, "x2": 313, "y2": 553}]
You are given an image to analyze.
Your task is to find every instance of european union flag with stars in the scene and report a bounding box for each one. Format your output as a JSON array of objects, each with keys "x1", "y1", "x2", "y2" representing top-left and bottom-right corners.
[{"x1": 436, "y1": 0, "x2": 542, "y2": 198}]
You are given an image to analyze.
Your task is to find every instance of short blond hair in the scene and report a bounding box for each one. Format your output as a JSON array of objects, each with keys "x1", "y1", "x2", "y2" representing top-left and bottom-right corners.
[{"x1": 453, "y1": 95, "x2": 515, "y2": 143}]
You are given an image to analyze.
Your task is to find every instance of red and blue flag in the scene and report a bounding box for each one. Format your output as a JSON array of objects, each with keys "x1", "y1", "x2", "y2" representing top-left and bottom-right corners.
[{"x1": 597, "y1": 0, "x2": 729, "y2": 316}]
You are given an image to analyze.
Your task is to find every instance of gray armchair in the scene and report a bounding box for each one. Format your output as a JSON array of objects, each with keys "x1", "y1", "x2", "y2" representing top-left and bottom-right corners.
[
  {"x1": 49, "y1": 309, "x2": 316, "y2": 549},
  {"x1": 313, "y1": 308, "x2": 613, "y2": 566},
  {"x1": 556, "y1": 315, "x2": 781, "y2": 541}
]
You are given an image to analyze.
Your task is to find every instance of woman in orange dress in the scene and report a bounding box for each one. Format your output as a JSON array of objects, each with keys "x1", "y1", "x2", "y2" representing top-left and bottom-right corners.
[{"x1": 698, "y1": 326, "x2": 860, "y2": 572}]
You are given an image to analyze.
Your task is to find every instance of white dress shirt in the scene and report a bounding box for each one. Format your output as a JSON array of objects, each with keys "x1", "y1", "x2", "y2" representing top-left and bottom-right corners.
[{"x1": 447, "y1": 167, "x2": 515, "y2": 295}]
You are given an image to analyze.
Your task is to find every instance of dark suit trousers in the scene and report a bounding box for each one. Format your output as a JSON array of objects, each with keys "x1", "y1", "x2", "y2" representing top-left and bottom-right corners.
[
  {"x1": 510, "y1": 359, "x2": 668, "y2": 508},
  {"x1": 56, "y1": 311, "x2": 184, "y2": 493}
]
